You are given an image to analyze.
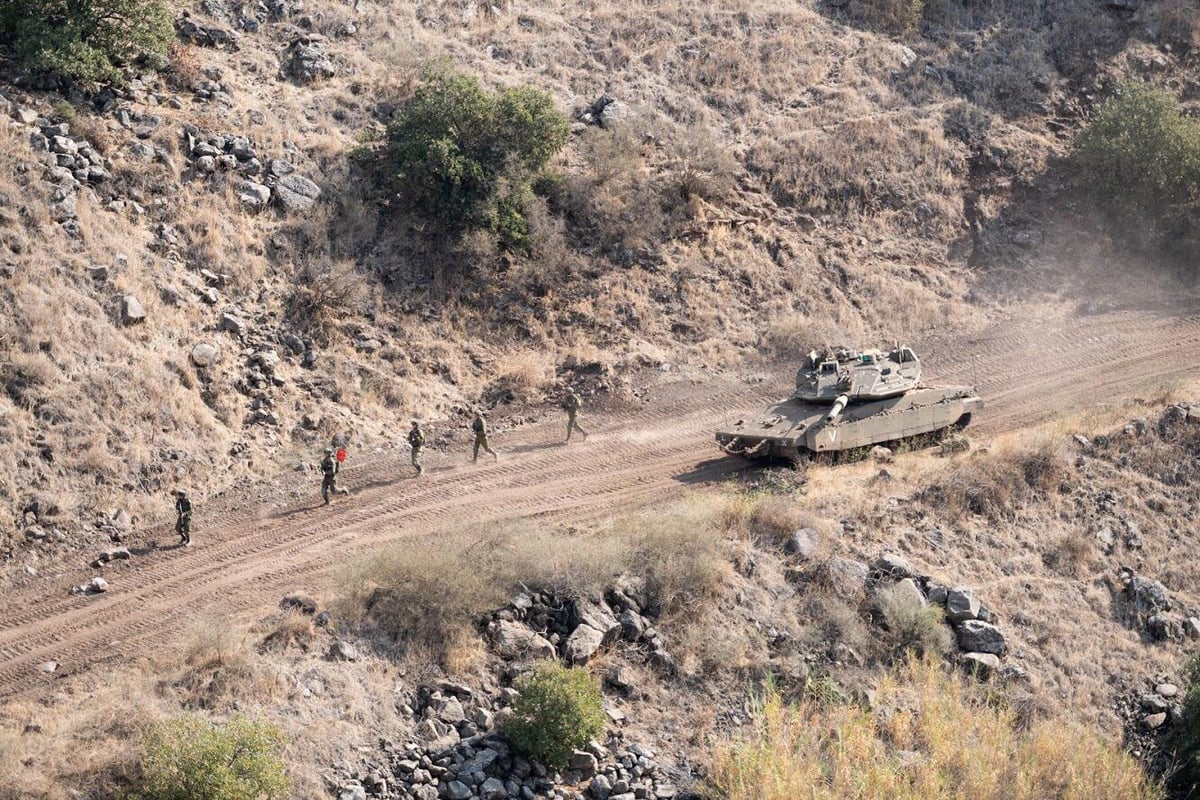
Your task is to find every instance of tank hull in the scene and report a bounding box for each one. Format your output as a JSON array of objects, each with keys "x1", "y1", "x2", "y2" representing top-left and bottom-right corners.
[{"x1": 716, "y1": 386, "x2": 983, "y2": 460}]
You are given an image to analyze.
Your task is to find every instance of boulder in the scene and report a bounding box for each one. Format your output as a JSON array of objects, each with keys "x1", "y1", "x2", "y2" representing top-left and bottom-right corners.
[
  {"x1": 121, "y1": 294, "x2": 146, "y2": 325},
  {"x1": 280, "y1": 593, "x2": 318, "y2": 614},
  {"x1": 190, "y1": 343, "x2": 220, "y2": 367},
  {"x1": 960, "y1": 652, "x2": 1000, "y2": 677},
  {"x1": 1142, "y1": 712, "x2": 1168, "y2": 730},
  {"x1": 825, "y1": 557, "x2": 869, "y2": 596},
  {"x1": 327, "y1": 640, "x2": 359, "y2": 661},
  {"x1": 479, "y1": 777, "x2": 507, "y2": 800},
  {"x1": 945, "y1": 587, "x2": 981, "y2": 622},
  {"x1": 564, "y1": 624, "x2": 606, "y2": 664},
  {"x1": 571, "y1": 597, "x2": 621, "y2": 642},
  {"x1": 870, "y1": 445, "x2": 894, "y2": 463},
  {"x1": 886, "y1": 577, "x2": 927, "y2": 609},
  {"x1": 784, "y1": 528, "x2": 819, "y2": 559},
  {"x1": 490, "y1": 620, "x2": 555, "y2": 660},
  {"x1": 218, "y1": 312, "x2": 245, "y2": 335},
  {"x1": 238, "y1": 181, "x2": 271, "y2": 211},
  {"x1": 281, "y1": 37, "x2": 337, "y2": 83},
  {"x1": 87, "y1": 576, "x2": 109, "y2": 593},
  {"x1": 955, "y1": 620, "x2": 1006, "y2": 655},
  {"x1": 872, "y1": 553, "x2": 912, "y2": 581},
  {"x1": 275, "y1": 174, "x2": 321, "y2": 212},
  {"x1": 1127, "y1": 576, "x2": 1170, "y2": 615}
]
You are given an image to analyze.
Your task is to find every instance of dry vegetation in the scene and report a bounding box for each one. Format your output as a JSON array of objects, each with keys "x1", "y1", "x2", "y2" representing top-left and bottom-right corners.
[{"x1": 705, "y1": 658, "x2": 1163, "y2": 800}]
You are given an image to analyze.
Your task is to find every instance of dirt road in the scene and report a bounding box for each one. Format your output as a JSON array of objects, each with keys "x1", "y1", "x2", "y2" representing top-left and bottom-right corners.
[{"x1": 2, "y1": 303, "x2": 1198, "y2": 702}]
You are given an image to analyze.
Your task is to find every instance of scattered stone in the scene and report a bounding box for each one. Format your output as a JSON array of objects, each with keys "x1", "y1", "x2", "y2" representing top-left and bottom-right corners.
[
  {"x1": 281, "y1": 36, "x2": 337, "y2": 83},
  {"x1": 1072, "y1": 434, "x2": 1091, "y2": 448},
  {"x1": 281, "y1": 593, "x2": 318, "y2": 614},
  {"x1": 490, "y1": 619, "x2": 555, "y2": 660},
  {"x1": 327, "y1": 640, "x2": 359, "y2": 661},
  {"x1": 39, "y1": 661, "x2": 58, "y2": 673},
  {"x1": 238, "y1": 181, "x2": 271, "y2": 211},
  {"x1": 870, "y1": 445, "x2": 894, "y2": 463},
  {"x1": 564, "y1": 624, "x2": 606, "y2": 665},
  {"x1": 1142, "y1": 712, "x2": 1168, "y2": 730},
  {"x1": 945, "y1": 587, "x2": 981, "y2": 622},
  {"x1": 274, "y1": 173, "x2": 321, "y2": 212},
  {"x1": 1158, "y1": 683, "x2": 1179, "y2": 698},
  {"x1": 190, "y1": 343, "x2": 220, "y2": 367},
  {"x1": 784, "y1": 528, "x2": 819, "y2": 559},
  {"x1": 120, "y1": 294, "x2": 146, "y2": 325},
  {"x1": 871, "y1": 553, "x2": 912, "y2": 581},
  {"x1": 960, "y1": 652, "x2": 1000, "y2": 677},
  {"x1": 218, "y1": 312, "x2": 245, "y2": 335},
  {"x1": 887, "y1": 577, "x2": 927, "y2": 609},
  {"x1": 955, "y1": 620, "x2": 1006, "y2": 655}
]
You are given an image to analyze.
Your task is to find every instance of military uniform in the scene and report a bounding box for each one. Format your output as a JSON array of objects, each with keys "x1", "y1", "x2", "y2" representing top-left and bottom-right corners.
[
  {"x1": 320, "y1": 450, "x2": 340, "y2": 504},
  {"x1": 564, "y1": 389, "x2": 588, "y2": 442},
  {"x1": 408, "y1": 422, "x2": 425, "y2": 475},
  {"x1": 175, "y1": 491, "x2": 193, "y2": 546},
  {"x1": 472, "y1": 413, "x2": 498, "y2": 462}
]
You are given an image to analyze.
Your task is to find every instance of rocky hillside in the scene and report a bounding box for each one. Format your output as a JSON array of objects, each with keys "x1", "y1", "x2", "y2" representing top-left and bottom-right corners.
[{"x1": 4, "y1": 0, "x2": 1197, "y2": 555}]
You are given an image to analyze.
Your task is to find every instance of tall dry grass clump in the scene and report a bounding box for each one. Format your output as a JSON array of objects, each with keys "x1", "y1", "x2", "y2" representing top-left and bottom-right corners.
[
  {"x1": 704, "y1": 658, "x2": 1162, "y2": 800},
  {"x1": 919, "y1": 442, "x2": 1066, "y2": 521},
  {"x1": 341, "y1": 501, "x2": 729, "y2": 673}
]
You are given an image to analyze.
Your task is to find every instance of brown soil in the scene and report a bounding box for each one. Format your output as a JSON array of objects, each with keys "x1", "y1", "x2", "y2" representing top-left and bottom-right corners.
[{"x1": 2, "y1": 301, "x2": 1198, "y2": 703}]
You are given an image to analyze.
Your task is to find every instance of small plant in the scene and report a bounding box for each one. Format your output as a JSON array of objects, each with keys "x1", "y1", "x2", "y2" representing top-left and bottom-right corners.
[
  {"x1": 504, "y1": 662, "x2": 606, "y2": 768},
  {"x1": 1170, "y1": 654, "x2": 1200, "y2": 794},
  {"x1": 0, "y1": 0, "x2": 173, "y2": 85},
  {"x1": 138, "y1": 714, "x2": 289, "y2": 800},
  {"x1": 875, "y1": 583, "x2": 952, "y2": 659}
]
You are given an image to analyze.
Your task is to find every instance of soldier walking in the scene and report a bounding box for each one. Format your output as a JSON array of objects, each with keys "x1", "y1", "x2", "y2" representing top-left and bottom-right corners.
[
  {"x1": 320, "y1": 447, "x2": 349, "y2": 504},
  {"x1": 563, "y1": 386, "x2": 588, "y2": 443},
  {"x1": 174, "y1": 489, "x2": 193, "y2": 547},
  {"x1": 408, "y1": 420, "x2": 425, "y2": 475},
  {"x1": 471, "y1": 410, "x2": 498, "y2": 463}
]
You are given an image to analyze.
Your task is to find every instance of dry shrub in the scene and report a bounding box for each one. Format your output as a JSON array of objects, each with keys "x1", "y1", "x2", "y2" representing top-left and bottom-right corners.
[
  {"x1": 705, "y1": 658, "x2": 1163, "y2": 800},
  {"x1": 746, "y1": 495, "x2": 809, "y2": 549},
  {"x1": 484, "y1": 349, "x2": 553, "y2": 404},
  {"x1": 1, "y1": 350, "x2": 59, "y2": 408},
  {"x1": 920, "y1": 443, "x2": 1066, "y2": 521},
  {"x1": 258, "y1": 611, "x2": 315, "y2": 653},
  {"x1": 797, "y1": 593, "x2": 872, "y2": 661},
  {"x1": 1141, "y1": 0, "x2": 1200, "y2": 51},
  {"x1": 172, "y1": 620, "x2": 283, "y2": 709},
  {"x1": 964, "y1": 27, "x2": 1051, "y2": 113},
  {"x1": 1042, "y1": 532, "x2": 1096, "y2": 578},
  {"x1": 167, "y1": 41, "x2": 202, "y2": 91},
  {"x1": 841, "y1": 0, "x2": 927, "y2": 36},
  {"x1": 285, "y1": 259, "x2": 366, "y2": 338},
  {"x1": 341, "y1": 501, "x2": 728, "y2": 674},
  {"x1": 875, "y1": 584, "x2": 952, "y2": 659},
  {"x1": 762, "y1": 315, "x2": 865, "y2": 360}
]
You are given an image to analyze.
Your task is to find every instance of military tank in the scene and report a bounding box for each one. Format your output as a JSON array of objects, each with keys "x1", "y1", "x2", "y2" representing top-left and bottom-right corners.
[{"x1": 716, "y1": 345, "x2": 982, "y2": 462}]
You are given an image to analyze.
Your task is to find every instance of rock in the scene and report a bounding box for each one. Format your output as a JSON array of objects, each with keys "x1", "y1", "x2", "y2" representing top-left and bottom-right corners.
[
  {"x1": 870, "y1": 445, "x2": 894, "y2": 463},
  {"x1": 337, "y1": 783, "x2": 366, "y2": 800},
  {"x1": 87, "y1": 576, "x2": 109, "y2": 593},
  {"x1": 281, "y1": 37, "x2": 337, "y2": 83},
  {"x1": 1158, "y1": 683, "x2": 1180, "y2": 698},
  {"x1": 955, "y1": 620, "x2": 1006, "y2": 655},
  {"x1": 1072, "y1": 434, "x2": 1091, "y2": 448},
  {"x1": 1142, "y1": 712, "x2": 1168, "y2": 730},
  {"x1": 490, "y1": 620, "x2": 555, "y2": 660},
  {"x1": 825, "y1": 557, "x2": 869, "y2": 597},
  {"x1": 327, "y1": 640, "x2": 359, "y2": 661},
  {"x1": 274, "y1": 174, "x2": 321, "y2": 212},
  {"x1": 945, "y1": 587, "x2": 981, "y2": 622},
  {"x1": 784, "y1": 528, "x2": 819, "y2": 559},
  {"x1": 120, "y1": 294, "x2": 146, "y2": 325},
  {"x1": 1141, "y1": 693, "x2": 1171, "y2": 712},
  {"x1": 1148, "y1": 613, "x2": 1181, "y2": 642},
  {"x1": 926, "y1": 583, "x2": 948, "y2": 605},
  {"x1": 872, "y1": 553, "x2": 912, "y2": 581},
  {"x1": 218, "y1": 312, "x2": 245, "y2": 335},
  {"x1": 887, "y1": 578, "x2": 927, "y2": 609},
  {"x1": 445, "y1": 780, "x2": 472, "y2": 800},
  {"x1": 570, "y1": 749, "x2": 598, "y2": 777},
  {"x1": 564, "y1": 624, "x2": 606, "y2": 664},
  {"x1": 39, "y1": 661, "x2": 58, "y2": 673},
  {"x1": 590, "y1": 774, "x2": 613, "y2": 800},
  {"x1": 238, "y1": 181, "x2": 271, "y2": 211},
  {"x1": 618, "y1": 608, "x2": 646, "y2": 641},
  {"x1": 280, "y1": 593, "x2": 318, "y2": 614},
  {"x1": 479, "y1": 777, "x2": 507, "y2": 799},
  {"x1": 13, "y1": 106, "x2": 39, "y2": 125},
  {"x1": 572, "y1": 597, "x2": 621, "y2": 641},
  {"x1": 267, "y1": 158, "x2": 294, "y2": 177},
  {"x1": 960, "y1": 652, "x2": 1000, "y2": 677},
  {"x1": 1127, "y1": 576, "x2": 1170, "y2": 616},
  {"x1": 190, "y1": 343, "x2": 220, "y2": 367},
  {"x1": 96, "y1": 547, "x2": 131, "y2": 563}
]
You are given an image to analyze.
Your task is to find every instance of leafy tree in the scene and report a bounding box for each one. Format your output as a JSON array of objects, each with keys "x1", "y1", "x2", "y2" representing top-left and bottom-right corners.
[
  {"x1": 138, "y1": 714, "x2": 289, "y2": 800},
  {"x1": 504, "y1": 662, "x2": 606, "y2": 768},
  {"x1": 1073, "y1": 81, "x2": 1200, "y2": 215},
  {"x1": 369, "y1": 65, "x2": 569, "y2": 251},
  {"x1": 0, "y1": 0, "x2": 173, "y2": 85}
]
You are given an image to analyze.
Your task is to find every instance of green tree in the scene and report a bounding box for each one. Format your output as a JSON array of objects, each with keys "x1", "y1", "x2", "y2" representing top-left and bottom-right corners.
[
  {"x1": 370, "y1": 65, "x2": 569, "y2": 251},
  {"x1": 138, "y1": 714, "x2": 289, "y2": 800},
  {"x1": 504, "y1": 662, "x2": 606, "y2": 768},
  {"x1": 0, "y1": 0, "x2": 172, "y2": 85},
  {"x1": 1073, "y1": 81, "x2": 1200, "y2": 215}
]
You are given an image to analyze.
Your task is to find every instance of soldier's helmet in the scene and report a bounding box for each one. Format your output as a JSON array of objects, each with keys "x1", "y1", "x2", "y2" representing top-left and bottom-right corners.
[
  {"x1": 411, "y1": 420, "x2": 420, "y2": 427},
  {"x1": 175, "y1": 488, "x2": 187, "y2": 497},
  {"x1": 324, "y1": 447, "x2": 334, "y2": 455}
]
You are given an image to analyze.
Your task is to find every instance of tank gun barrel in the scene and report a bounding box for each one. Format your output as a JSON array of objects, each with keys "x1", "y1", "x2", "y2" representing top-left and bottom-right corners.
[{"x1": 826, "y1": 394, "x2": 849, "y2": 424}]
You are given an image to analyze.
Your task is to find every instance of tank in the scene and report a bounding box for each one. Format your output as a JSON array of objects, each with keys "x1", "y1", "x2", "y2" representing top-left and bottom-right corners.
[{"x1": 716, "y1": 345, "x2": 982, "y2": 461}]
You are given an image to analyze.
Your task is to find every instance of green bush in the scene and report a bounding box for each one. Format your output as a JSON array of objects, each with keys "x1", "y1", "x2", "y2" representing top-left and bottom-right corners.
[
  {"x1": 138, "y1": 714, "x2": 289, "y2": 800},
  {"x1": 0, "y1": 0, "x2": 172, "y2": 85},
  {"x1": 504, "y1": 663, "x2": 606, "y2": 768},
  {"x1": 1170, "y1": 654, "x2": 1200, "y2": 794},
  {"x1": 365, "y1": 65, "x2": 569, "y2": 250},
  {"x1": 1073, "y1": 82, "x2": 1200, "y2": 218}
]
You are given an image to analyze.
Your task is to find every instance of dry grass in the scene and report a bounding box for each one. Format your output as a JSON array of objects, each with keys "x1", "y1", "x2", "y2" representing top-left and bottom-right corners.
[
  {"x1": 340, "y1": 499, "x2": 730, "y2": 675},
  {"x1": 919, "y1": 441, "x2": 1067, "y2": 521},
  {"x1": 705, "y1": 658, "x2": 1163, "y2": 800}
]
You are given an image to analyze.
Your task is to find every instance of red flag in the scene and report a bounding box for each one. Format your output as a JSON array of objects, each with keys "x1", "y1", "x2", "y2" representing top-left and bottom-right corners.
[{"x1": 336, "y1": 447, "x2": 347, "y2": 463}]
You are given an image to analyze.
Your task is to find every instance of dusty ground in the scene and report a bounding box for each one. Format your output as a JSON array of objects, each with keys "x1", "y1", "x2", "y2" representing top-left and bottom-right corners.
[{"x1": 2, "y1": 298, "x2": 1198, "y2": 704}]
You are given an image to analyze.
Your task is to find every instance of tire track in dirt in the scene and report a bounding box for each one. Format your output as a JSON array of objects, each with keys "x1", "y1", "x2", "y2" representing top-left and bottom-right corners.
[{"x1": 3, "y1": 307, "x2": 1199, "y2": 701}]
